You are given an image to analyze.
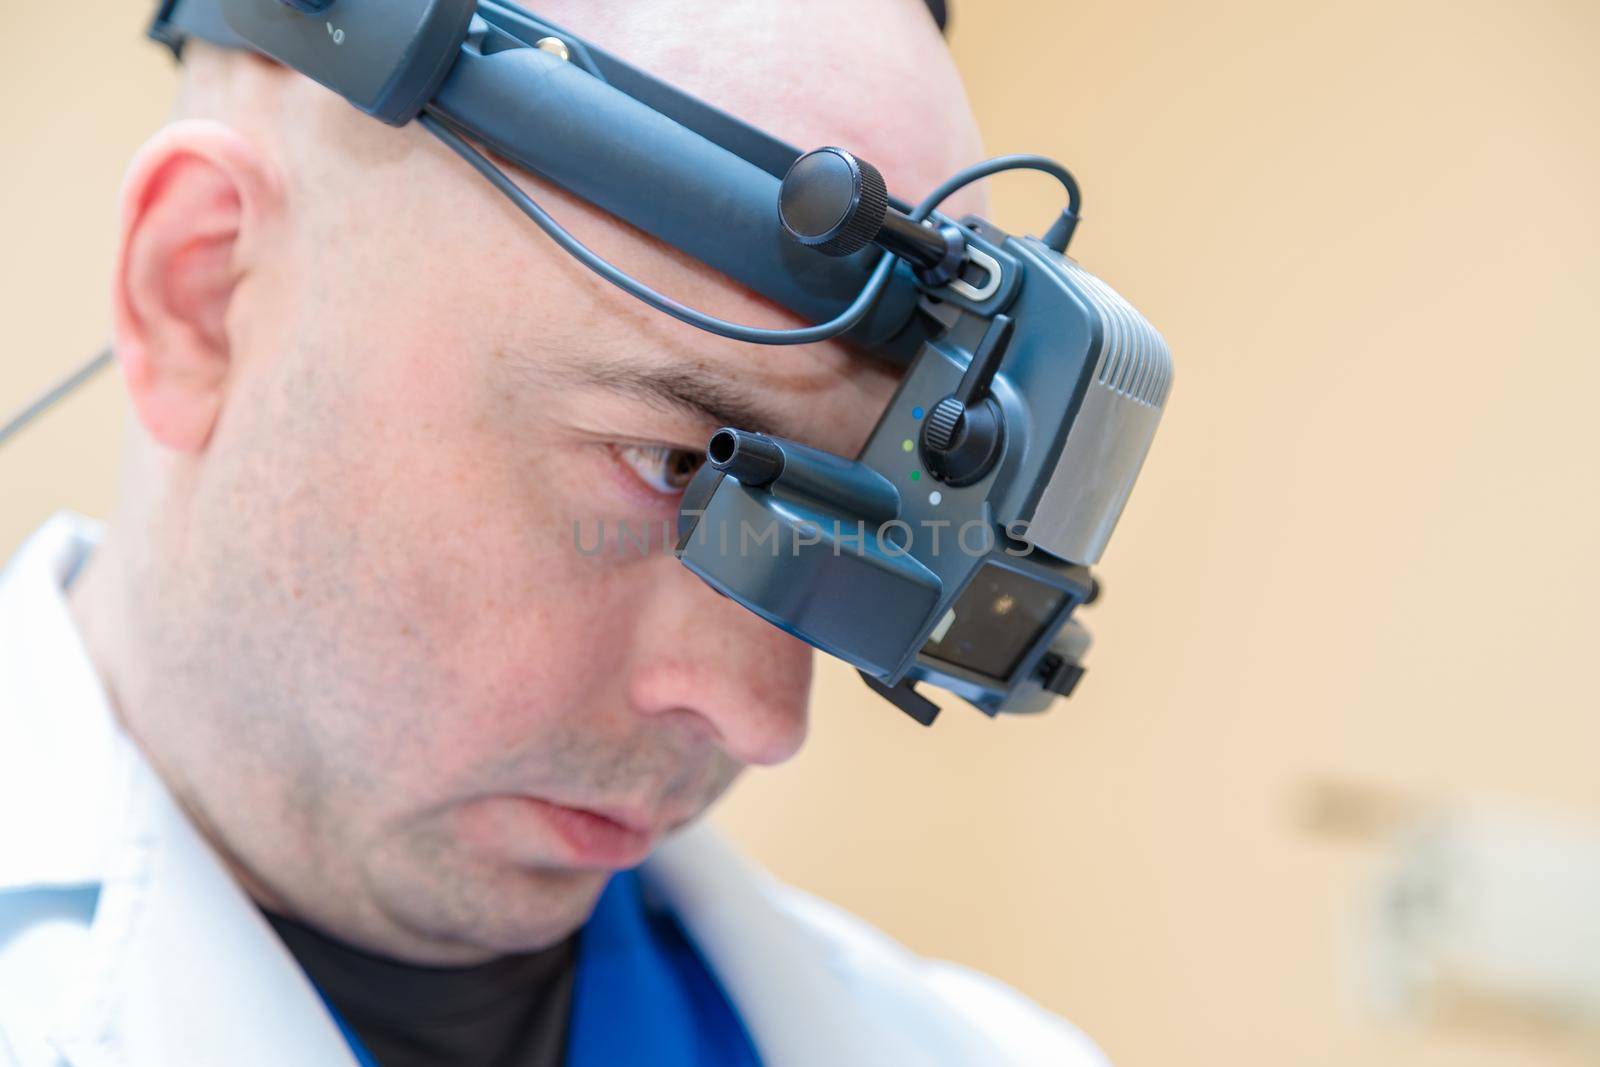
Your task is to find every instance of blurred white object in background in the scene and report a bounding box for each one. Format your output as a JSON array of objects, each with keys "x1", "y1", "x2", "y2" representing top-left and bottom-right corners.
[{"x1": 1366, "y1": 806, "x2": 1600, "y2": 1027}]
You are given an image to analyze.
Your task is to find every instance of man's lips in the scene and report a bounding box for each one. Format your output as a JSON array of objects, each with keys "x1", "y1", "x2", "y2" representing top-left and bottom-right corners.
[{"x1": 520, "y1": 797, "x2": 660, "y2": 868}]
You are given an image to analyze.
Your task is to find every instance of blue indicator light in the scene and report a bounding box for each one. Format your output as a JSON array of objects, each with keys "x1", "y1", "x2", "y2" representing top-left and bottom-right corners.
[{"x1": 912, "y1": 406, "x2": 925, "y2": 420}]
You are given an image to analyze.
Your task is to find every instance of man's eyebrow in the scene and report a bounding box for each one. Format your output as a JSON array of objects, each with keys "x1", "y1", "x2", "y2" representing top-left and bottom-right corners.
[{"x1": 531, "y1": 354, "x2": 795, "y2": 440}]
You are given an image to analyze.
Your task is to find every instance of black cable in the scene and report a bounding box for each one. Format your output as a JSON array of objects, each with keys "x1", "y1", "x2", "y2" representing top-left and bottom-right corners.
[
  {"x1": 913, "y1": 152, "x2": 1082, "y2": 253},
  {"x1": 0, "y1": 347, "x2": 114, "y2": 449},
  {"x1": 420, "y1": 107, "x2": 1081, "y2": 344}
]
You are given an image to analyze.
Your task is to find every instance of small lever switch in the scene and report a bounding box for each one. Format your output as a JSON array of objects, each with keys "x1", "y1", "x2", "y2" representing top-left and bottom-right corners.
[{"x1": 920, "y1": 314, "x2": 1013, "y2": 487}]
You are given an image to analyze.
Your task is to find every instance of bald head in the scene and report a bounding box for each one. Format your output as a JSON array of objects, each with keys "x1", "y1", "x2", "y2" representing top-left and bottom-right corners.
[
  {"x1": 75, "y1": 0, "x2": 988, "y2": 964},
  {"x1": 175, "y1": 0, "x2": 981, "y2": 203}
]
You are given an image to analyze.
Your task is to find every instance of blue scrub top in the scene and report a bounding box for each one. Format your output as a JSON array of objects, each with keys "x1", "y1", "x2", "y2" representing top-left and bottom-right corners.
[{"x1": 323, "y1": 870, "x2": 761, "y2": 1067}]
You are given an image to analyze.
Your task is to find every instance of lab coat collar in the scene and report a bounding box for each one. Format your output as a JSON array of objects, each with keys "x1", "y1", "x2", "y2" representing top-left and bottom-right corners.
[
  {"x1": 0, "y1": 513, "x2": 124, "y2": 892},
  {"x1": 0, "y1": 513, "x2": 358, "y2": 1067}
]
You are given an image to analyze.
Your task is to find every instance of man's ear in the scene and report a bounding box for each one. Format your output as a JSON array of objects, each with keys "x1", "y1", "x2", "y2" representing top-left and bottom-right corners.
[{"x1": 113, "y1": 119, "x2": 282, "y2": 453}]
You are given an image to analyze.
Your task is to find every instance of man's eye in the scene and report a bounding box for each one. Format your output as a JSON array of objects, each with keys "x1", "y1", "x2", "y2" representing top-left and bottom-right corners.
[{"x1": 616, "y1": 443, "x2": 706, "y2": 495}]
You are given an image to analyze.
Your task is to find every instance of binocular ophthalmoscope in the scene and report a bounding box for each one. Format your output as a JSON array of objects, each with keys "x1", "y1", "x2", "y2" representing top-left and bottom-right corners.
[{"x1": 80, "y1": 0, "x2": 1170, "y2": 726}]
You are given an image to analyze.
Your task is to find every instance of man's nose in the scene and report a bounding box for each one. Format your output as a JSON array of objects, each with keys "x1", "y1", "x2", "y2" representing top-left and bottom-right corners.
[{"x1": 625, "y1": 562, "x2": 814, "y2": 767}]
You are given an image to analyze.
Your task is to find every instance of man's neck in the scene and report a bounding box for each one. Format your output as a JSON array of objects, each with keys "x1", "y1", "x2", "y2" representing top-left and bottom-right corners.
[{"x1": 63, "y1": 530, "x2": 297, "y2": 918}]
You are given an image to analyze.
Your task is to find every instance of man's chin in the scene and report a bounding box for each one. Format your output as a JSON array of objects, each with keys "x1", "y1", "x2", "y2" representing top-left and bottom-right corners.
[
  {"x1": 362, "y1": 815, "x2": 618, "y2": 963},
  {"x1": 370, "y1": 859, "x2": 609, "y2": 963}
]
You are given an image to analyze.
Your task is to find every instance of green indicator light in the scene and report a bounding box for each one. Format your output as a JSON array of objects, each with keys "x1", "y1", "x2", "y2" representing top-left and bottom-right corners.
[
  {"x1": 910, "y1": 470, "x2": 922, "y2": 481},
  {"x1": 901, "y1": 438, "x2": 914, "y2": 452}
]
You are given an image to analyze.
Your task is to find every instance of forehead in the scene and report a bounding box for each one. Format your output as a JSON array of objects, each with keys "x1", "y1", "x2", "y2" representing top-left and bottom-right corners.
[
  {"x1": 278, "y1": 0, "x2": 978, "y2": 450},
  {"x1": 474, "y1": 194, "x2": 903, "y2": 456}
]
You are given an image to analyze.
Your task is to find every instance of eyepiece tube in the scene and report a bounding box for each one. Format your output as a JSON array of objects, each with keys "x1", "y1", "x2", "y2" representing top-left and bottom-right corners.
[
  {"x1": 708, "y1": 429, "x2": 785, "y2": 487},
  {"x1": 708, "y1": 428, "x2": 901, "y2": 523}
]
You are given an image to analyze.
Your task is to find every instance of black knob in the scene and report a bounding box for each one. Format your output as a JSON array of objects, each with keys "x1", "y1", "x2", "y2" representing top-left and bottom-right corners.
[
  {"x1": 918, "y1": 314, "x2": 1015, "y2": 487},
  {"x1": 779, "y1": 147, "x2": 956, "y2": 271},
  {"x1": 778, "y1": 148, "x2": 888, "y2": 258},
  {"x1": 922, "y1": 396, "x2": 965, "y2": 455},
  {"x1": 920, "y1": 396, "x2": 1004, "y2": 487},
  {"x1": 279, "y1": 0, "x2": 336, "y2": 12}
]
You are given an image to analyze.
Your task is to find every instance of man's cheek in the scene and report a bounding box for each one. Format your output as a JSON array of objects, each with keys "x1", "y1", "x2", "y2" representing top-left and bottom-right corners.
[{"x1": 432, "y1": 567, "x2": 638, "y2": 711}]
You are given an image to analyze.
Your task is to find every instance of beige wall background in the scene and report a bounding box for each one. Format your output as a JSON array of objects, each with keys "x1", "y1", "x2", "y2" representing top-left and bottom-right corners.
[{"x1": 3, "y1": 1, "x2": 1597, "y2": 1064}]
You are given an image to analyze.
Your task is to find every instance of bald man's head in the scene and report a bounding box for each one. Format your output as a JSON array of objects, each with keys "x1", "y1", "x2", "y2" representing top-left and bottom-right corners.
[
  {"x1": 172, "y1": 0, "x2": 979, "y2": 205},
  {"x1": 75, "y1": 0, "x2": 986, "y2": 964}
]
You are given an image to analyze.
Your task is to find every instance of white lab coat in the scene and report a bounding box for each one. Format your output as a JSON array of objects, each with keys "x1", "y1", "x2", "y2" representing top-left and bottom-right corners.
[{"x1": 0, "y1": 514, "x2": 1108, "y2": 1067}]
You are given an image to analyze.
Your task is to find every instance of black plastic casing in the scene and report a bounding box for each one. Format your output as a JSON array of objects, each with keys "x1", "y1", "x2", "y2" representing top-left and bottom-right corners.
[{"x1": 155, "y1": 0, "x2": 476, "y2": 125}]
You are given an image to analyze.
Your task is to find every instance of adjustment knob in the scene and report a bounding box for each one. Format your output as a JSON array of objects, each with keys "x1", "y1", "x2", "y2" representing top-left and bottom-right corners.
[
  {"x1": 778, "y1": 148, "x2": 890, "y2": 258},
  {"x1": 778, "y1": 147, "x2": 958, "y2": 271},
  {"x1": 918, "y1": 314, "x2": 1015, "y2": 487},
  {"x1": 922, "y1": 396, "x2": 965, "y2": 455},
  {"x1": 278, "y1": 0, "x2": 336, "y2": 11},
  {"x1": 920, "y1": 395, "x2": 1004, "y2": 487}
]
